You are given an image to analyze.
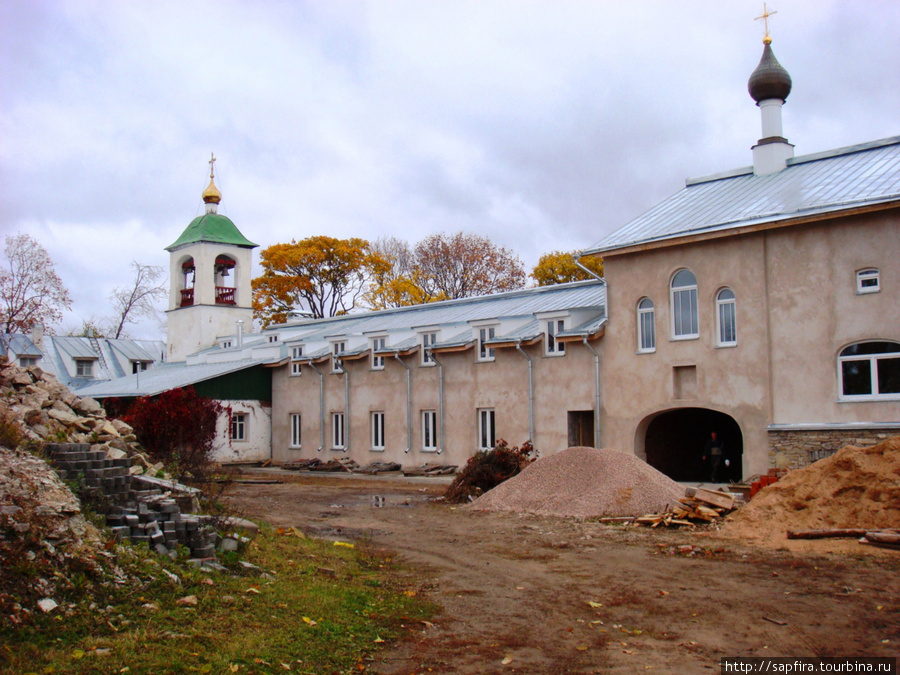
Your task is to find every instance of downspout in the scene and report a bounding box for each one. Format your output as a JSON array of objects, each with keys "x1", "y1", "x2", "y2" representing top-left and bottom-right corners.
[
  {"x1": 307, "y1": 362, "x2": 325, "y2": 452},
  {"x1": 582, "y1": 336, "x2": 601, "y2": 450},
  {"x1": 343, "y1": 368, "x2": 350, "y2": 453},
  {"x1": 431, "y1": 353, "x2": 444, "y2": 454},
  {"x1": 572, "y1": 253, "x2": 604, "y2": 281},
  {"x1": 236, "y1": 320, "x2": 244, "y2": 348},
  {"x1": 393, "y1": 353, "x2": 411, "y2": 454},
  {"x1": 514, "y1": 340, "x2": 534, "y2": 443}
]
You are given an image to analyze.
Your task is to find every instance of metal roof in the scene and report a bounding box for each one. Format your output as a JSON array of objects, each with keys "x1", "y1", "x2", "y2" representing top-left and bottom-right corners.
[
  {"x1": 584, "y1": 136, "x2": 900, "y2": 255},
  {"x1": 77, "y1": 359, "x2": 271, "y2": 398},
  {"x1": 51, "y1": 336, "x2": 101, "y2": 359},
  {"x1": 1, "y1": 334, "x2": 42, "y2": 357},
  {"x1": 277, "y1": 280, "x2": 606, "y2": 338},
  {"x1": 486, "y1": 319, "x2": 542, "y2": 344},
  {"x1": 107, "y1": 339, "x2": 156, "y2": 362},
  {"x1": 165, "y1": 212, "x2": 258, "y2": 251}
]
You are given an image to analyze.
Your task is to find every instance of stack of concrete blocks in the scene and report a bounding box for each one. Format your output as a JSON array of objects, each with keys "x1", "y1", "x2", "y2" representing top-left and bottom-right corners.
[{"x1": 43, "y1": 443, "x2": 218, "y2": 560}]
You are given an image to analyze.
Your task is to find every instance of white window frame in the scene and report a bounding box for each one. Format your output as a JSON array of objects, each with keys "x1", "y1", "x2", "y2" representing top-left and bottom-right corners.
[
  {"x1": 268, "y1": 334, "x2": 279, "y2": 343},
  {"x1": 231, "y1": 413, "x2": 247, "y2": 442},
  {"x1": 716, "y1": 288, "x2": 737, "y2": 347},
  {"x1": 478, "y1": 408, "x2": 496, "y2": 450},
  {"x1": 290, "y1": 413, "x2": 302, "y2": 449},
  {"x1": 421, "y1": 332, "x2": 437, "y2": 366},
  {"x1": 371, "y1": 337, "x2": 386, "y2": 370},
  {"x1": 421, "y1": 410, "x2": 437, "y2": 452},
  {"x1": 856, "y1": 268, "x2": 880, "y2": 294},
  {"x1": 75, "y1": 359, "x2": 94, "y2": 377},
  {"x1": 290, "y1": 346, "x2": 304, "y2": 376},
  {"x1": 371, "y1": 411, "x2": 385, "y2": 451},
  {"x1": 221, "y1": 340, "x2": 232, "y2": 349},
  {"x1": 131, "y1": 360, "x2": 149, "y2": 374},
  {"x1": 331, "y1": 412, "x2": 345, "y2": 449},
  {"x1": 19, "y1": 356, "x2": 39, "y2": 368},
  {"x1": 671, "y1": 269, "x2": 699, "y2": 340},
  {"x1": 332, "y1": 341, "x2": 346, "y2": 373},
  {"x1": 545, "y1": 319, "x2": 567, "y2": 356},
  {"x1": 838, "y1": 341, "x2": 900, "y2": 401},
  {"x1": 637, "y1": 297, "x2": 656, "y2": 353},
  {"x1": 477, "y1": 326, "x2": 496, "y2": 362}
]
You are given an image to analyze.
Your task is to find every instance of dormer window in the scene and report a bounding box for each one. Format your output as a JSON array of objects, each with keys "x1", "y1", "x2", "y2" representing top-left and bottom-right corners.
[
  {"x1": 421, "y1": 331, "x2": 437, "y2": 366},
  {"x1": 477, "y1": 326, "x2": 496, "y2": 362},
  {"x1": 75, "y1": 359, "x2": 95, "y2": 378},
  {"x1": 268, "y1": 334, "x2": 279, "y2": 343},
  {"x1": 290, "y1": 346, "x2": 304, "y2": 376},
  {"x1": 546, "y1": 319, "x2": 566, "y2": 355},
  {"x1": 332, "y1": 341, "x2": 346, "y2": 373},
  {"x1": 131, "y1": 361, "x2": 150, "y2": 374},
  {"x1": 371, "y1": 337, "x2": 386, "y2": 370},
  {"x1": 221, "y1": 340, "x2": 232, "y2": 349},
  {"x1": 19, "y1": 356, "x2": 39, "y2": 368},
  {"x1": 857, "y1": 269, "x2": 880, "y2": 294}
]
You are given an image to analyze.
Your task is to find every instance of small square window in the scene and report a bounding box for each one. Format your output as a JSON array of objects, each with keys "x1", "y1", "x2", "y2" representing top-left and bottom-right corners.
[
  {"x1": 75, "y1": 360, "x2": 94, "y2": 377},
  {"x1": 19, "y1": 357, "x2": 39, "y2": 368},
  {"x1": 857, "y1": 269, "x2": 880, "y2": 294}
]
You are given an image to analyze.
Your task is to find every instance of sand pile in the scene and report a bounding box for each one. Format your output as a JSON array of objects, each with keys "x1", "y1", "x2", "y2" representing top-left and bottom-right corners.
[
  {"x1": 469, "y1": 446, "x2": 685, "y2": 518},
  {"x1": 722, "y1": 436, "x2": 900, "y2": 544}
]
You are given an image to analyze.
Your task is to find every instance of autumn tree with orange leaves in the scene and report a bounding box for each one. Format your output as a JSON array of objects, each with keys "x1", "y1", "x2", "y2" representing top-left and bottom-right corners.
[
  {"x1": 530, "y1": 250, "x2": 603, "y2": 286},
  {"x1": 366, "y1": 232, "x2": 526, "y2": 308},
  {"x1": 252, "y1": 236, "x2": 388, "y2": 326}
]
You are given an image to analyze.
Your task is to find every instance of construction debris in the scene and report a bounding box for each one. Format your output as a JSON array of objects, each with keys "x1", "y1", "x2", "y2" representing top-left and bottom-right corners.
[
  {"x1": 633, "y1": 487, "x2": 739, "y2": 528},
  {"x1": 357, "y1": 461, "x2": 401, "y2": 474},
  {"x1": 404, "y1": 463, "x2": 458, "y2": 477}
]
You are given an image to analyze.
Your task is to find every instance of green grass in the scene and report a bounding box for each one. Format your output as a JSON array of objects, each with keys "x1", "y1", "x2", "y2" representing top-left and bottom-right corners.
[{"x1": 0, "y1": 527, "x2": 435, "y2": 674}]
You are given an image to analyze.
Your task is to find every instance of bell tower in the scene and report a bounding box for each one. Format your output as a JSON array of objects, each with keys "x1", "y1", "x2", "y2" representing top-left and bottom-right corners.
[{"x1": 165, "y1": 155, "x2": 258, "y2": 361}]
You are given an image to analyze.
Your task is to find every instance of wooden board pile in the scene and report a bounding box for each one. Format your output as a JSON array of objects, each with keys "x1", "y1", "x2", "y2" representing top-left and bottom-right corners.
[
  {"x1": 402, "y1": 463, "x2": 457, "y2": 477},
  {"x1": 281, "y1": 457, "x2": 360, "y2": 472},
  {"x1": 357, "y1": 461, "x2": 401, "y2": 475},
  {"x1": 786, "y1": 528, "x2": 900, "y2": 551},
  {"x1": 632, "y1": 487, "x2": 737, "y2": 528}
]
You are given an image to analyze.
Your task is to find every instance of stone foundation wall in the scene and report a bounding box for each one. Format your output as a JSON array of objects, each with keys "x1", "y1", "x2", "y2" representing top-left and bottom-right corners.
[{"x1": 768, "y1": 428, "x2": 899, "y2": 470}]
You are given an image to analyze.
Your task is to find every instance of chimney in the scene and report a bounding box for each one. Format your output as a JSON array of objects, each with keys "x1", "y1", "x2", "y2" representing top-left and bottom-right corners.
[
  {"x1": 30, "y1": 323, "x2": 44, "y2": 350},
  {"x1": 748, "y1": 38, "x2": 794, "y2": 175}
]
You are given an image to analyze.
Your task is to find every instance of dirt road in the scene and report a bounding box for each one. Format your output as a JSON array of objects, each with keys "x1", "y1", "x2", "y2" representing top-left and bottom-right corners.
[{"x1": 225, "y1": 473, "x2": 899, "y2": 674}]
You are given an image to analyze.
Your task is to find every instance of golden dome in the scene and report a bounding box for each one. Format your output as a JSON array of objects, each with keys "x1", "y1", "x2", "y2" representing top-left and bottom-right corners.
[{"x1": 202, "y1": 152, "x2": 222, "y2": 204}]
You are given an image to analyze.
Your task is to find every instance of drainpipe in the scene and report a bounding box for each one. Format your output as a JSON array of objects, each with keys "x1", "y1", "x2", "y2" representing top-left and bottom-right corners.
[
  {"x1": 308, "y1": 362, "x2": 325, "y2": 452},
  {"x1": 582, "y1": 336, "x2": 601, "y2": 449},
  {"x1": 236, "y1": 320, "x2": 244, "y2": 348},
  {"x1": 394, "y1": 353, "x2": 411, "y2": 454},
  {"x1": 515, "y1": 340, "x2": 534, "y2": 443},
  {"x1": 343, "y1": 368, "x2": 350, "y2": 453},
  {"x1": 431, "y1": 353, "x2": 445, "y2": 454},
  {"x1": 573, "y1": 253, "x2": 609, "y2": 320}
]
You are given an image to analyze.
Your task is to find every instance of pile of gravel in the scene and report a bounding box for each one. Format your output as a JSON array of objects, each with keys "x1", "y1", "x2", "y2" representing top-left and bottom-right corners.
[{"x1": 469, "y1": 446, "x2": 685, "y2": 518}]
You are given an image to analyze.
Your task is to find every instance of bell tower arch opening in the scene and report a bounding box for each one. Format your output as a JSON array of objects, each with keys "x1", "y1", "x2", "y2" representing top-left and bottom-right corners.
[{"x1": 640, "y1": 408, "x2": 743, "y2": 482}]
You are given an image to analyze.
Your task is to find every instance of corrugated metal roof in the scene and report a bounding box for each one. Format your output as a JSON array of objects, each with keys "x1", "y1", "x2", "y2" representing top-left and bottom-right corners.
[
  {"x1": 77, "y1": 360, "x2": 271, "y2": 398},
  {"x1": 432, "y1": 330, "x2": 475, "y2": 350},
  {"x1": 584, "y1": 136, "x2": 900, "y2": 254},
  {"x1": 2, "y1": 334, "x2": 42, "y2": 357},
  {"x1": 560, "y1": 315, "x2": 608, "y2": 337},
  {"x1": 51, "y1": 337, "x2": 100, "y2": 359},
  {"x1": 278, "y1": 281, "x2": 606, "y2": 337},
  {"x1": 487, "y1": 319, "x2": 542, "y2": 344},
  {"x1": 107, "y1": 340, "x2": 155, "y2": 362}
]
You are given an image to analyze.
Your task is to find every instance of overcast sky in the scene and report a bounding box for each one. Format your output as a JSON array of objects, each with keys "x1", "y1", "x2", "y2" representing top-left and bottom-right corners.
[{"x1": 2, "y1": 0, "x2": 898, "y2": 340}]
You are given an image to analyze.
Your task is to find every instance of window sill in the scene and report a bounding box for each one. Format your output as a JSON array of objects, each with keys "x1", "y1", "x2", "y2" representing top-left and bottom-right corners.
[
  {"x1": 838, "y1": 395, "x2": 900, "y2": 402},
  {"x1": 670, "y1": 335, "x2": 699, "y2": 342},
  {"x1": 369, "y1": 447, "x2": 385, "y2": 452},
  {"x1": 419, "y1": 362, "x2": 436, "y2": 368},
  {"x1": 289, "y1": 446, "x2": 302, "y2": 450},
  {"x1": 636, "y1": 348, "x2": 656, "y2": 355},
  {"x1": 475, "y1": 359, "x2": 496, "y2": 364},
  {"x1": 715, "y1": 343, "x2": 737, "y2": 349},
  {"x1": 330, "y1": 447, "x2": 346, "y2": 452},
  {"x1": 420, "y1": 447, "x2": 438, "y2": 453},
  {"x1": 543, "y1": 352, "x2": 566, "y2": 358}
]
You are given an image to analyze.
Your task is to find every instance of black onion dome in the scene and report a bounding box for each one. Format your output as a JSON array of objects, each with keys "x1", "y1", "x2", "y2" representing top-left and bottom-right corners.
[{"x1": 748, "y1": 41, "x2": 792, "y2": 103}]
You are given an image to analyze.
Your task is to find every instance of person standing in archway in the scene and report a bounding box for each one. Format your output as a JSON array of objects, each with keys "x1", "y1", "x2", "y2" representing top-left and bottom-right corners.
[{"x1": 703, "y1": 431, "x2": 725, "y2": 483}]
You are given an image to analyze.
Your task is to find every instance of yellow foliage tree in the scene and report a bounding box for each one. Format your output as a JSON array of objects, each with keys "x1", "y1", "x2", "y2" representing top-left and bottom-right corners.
[
  {"x1": 530, "y1": 251, "x2": 604, "y2": 286},
  {"x1": 252, "y1": 237, "x2": 388, "y2": 326}
]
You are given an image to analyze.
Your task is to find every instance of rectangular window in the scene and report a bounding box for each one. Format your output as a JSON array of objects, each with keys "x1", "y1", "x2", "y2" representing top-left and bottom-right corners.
[
  {"x1": 290, "y1": 413, "x2": 302, "y2": 448},
  {"x1": 268, "y1": 334, "x2": 279, "y2": 343},
  {"x1": 717, "y1": 298, "x2": 737, "y2": 345},
  {"x1": 19, "y1": 357, "x2": 38, "y2": 368},
  {"x1": 290, "y1": 346, "x2": 303, "y2": 376},
  {"x1": 371, "y1": 411, "x2": 385, "y2": 450},
  {"x1": 221, "y1": 340, "x2": 232, "y2": 349},
  {"x1": 673, "y1": 287, "x2": 699, "y2": 338},
  {"x1": 857, "y1": 269, "x2": 880, "y2": 294},
  {"x1": 546, "y1": 319, "x2": 566, "y2": 355},
  {"x1": 421, "y1": 410, "x2": 437, "y2": 451},
  {"x1": 231, "y1": 413, "x2": 247, "y2": 441},
  {"x1": 332, "y1": 341, "x2": 346, "y2": 373},
  {"x1": 332, "y1": 412, "x2": 345, "y2": 449},
  {"x1": 371, "y1": 337, "x2": 386, "y2": 369},
  {"x1": 75, "y1": 359, "x2": 94, "y2": 377},
  {"x1": 478, "y1": 408, "x2": 496, "y2": 450},
  {"x1": 421, "y1": 332, "x2": 437, "y2": 365},
  {"x1": 131, "y1": 361, "x2": 149, "y2": 374},
  {"x1": 478, "y1": 327, "x2": 496, "y2": 361}
]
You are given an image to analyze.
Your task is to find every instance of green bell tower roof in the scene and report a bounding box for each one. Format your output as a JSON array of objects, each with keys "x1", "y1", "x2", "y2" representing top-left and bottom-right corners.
[{"x1": 166, "y1": 154, "x2": 258, "y2": 252}]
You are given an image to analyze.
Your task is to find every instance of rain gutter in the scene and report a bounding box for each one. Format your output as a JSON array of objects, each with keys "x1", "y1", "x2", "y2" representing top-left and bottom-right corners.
[
  {"x1": 581, "y1": 336, "x2": 601, "y2": 449},
  {"x1": 307, "y1": 361, "x2": 325, "y2": 452},
  {"x1": 515, "y1": 340, "x2": 534, "y2": 442},
  {"x1": 393, "y1": 353, "x2": 412, "y2": 454}
]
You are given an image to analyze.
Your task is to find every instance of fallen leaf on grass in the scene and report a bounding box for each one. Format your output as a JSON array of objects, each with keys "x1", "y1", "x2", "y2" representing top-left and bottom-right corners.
[
  {"x1": 374, "y1": 638, "x2": 385, "y2": 643},
  {"x1": 302, "y1": 616, "x2": 317, "y2": 626},
  {"x1": 200, "y1": 578, "x2": 214, "y2": 586},
  {"x1": 245, "y1": 588, "x2": 261, "y2": 595},
  {"x1": 403, "y1": 590, "x2": 417, "y2": 597},
  {"x1": 658, "y1": 590, "x2": 669, "y2": 596},
  {"x1": 576, "y1": 646, "x2": 589, "y2": 651},
  {"x1": 623, "y1": 650, "x2": 635, "y2": 655},
  {"x1": 587, "y1": 601, "x2": 603, "y2": 608},
  {"x1": 334, "y1": 541, "x2": 355, "y2": 549},
  {"x1": 229, "y1": 666, "x2": 240, "y2": 673},
  {"x1": 501, "y1": 656, "x2": 513, "y2": 665},
  {"x1": 254, "y1": 659, "x2": 272, "y2": 666},
  {"x1": 280, "y1": 664, "x2": 291, "y2": 671},
  {"x1": 71, "y1": 650, "x2": 85, "y2": 660},
  {"x1": 421, "y1": 621, "x2": 434, "y2": 629},
  {"x1": 176, "y1": 595, "x2": 198, "y2": 606}
]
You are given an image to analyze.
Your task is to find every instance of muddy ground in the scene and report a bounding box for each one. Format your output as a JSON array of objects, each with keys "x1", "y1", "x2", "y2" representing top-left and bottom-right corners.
[{"x1": 224, "y1": 472, "x2": 899, "y2": 674}]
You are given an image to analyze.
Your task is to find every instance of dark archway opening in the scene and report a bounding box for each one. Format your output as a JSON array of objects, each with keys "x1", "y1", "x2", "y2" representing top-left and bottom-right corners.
[{"x1": 644, "y1": 408, "x2": 743, "y2": 482}]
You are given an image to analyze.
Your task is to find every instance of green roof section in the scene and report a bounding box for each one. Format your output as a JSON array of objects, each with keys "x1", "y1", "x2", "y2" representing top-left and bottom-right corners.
[{"x1": 166, "y1": 213, "x2": 258, "y2": 251}]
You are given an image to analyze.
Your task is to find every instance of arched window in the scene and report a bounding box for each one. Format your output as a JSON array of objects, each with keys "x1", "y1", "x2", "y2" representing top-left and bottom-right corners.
[
  {"x1": 670, "y1": 269, "x2": 698, "y2": 339},
  {"x1": 180, "y1": 258, "x2": 195, "y2": 307},
  {"x1": 716, "y1": 288, "x2": 736, "y2": 346},
  {"x1": 637, "y1": 298, "x2": 655, "y2": 353},
  {"x1": 838, "y1": 341, "x2": 900, "y2": 400},
  {"x1": 215, "y1": 255, "x2": 236, "y2": 305}
]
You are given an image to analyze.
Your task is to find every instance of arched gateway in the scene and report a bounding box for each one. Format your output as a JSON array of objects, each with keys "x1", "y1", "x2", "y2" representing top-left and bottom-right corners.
[{"x1": 639, "y1": 408, "x2": 743, "y2": 482}]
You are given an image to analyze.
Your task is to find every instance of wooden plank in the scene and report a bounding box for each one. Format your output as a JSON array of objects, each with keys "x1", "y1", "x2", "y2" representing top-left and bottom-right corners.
[
  {"x1": 687, "y1": 487, "x2": 735, "y2": 510},
  {"x1": 787, "y1": 529, "x2": 868, "y2": 540},
  {"x1": 864, "y1": 531, "x2": 900, "y2": 544}
]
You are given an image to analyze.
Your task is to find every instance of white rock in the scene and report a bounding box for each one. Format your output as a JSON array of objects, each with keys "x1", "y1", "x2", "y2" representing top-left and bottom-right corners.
[{"x1": 37, "y1": 598, "x2": 58, "y2": 613}]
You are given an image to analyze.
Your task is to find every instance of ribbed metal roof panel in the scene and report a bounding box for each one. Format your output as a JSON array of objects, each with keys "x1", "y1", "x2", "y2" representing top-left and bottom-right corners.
[
  {"x1": 52, "y1": 337, "x2": 101, "y2": 359},
  {"x1": 77, "y1": 360, "x2": 270, "y2": 398},
  {"x1": 585, "y1": 137, "x2": 900, "y2": 254},
  {"x1": 3, "y1": 334, "x2": 42, "y2": 356}
]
